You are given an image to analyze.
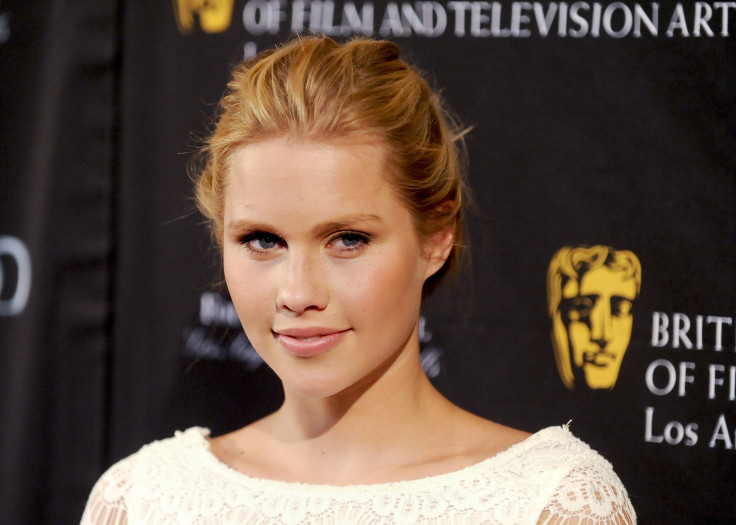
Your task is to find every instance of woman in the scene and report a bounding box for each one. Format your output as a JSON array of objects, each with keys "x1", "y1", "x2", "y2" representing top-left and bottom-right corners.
[{"x1": 82, "y1": 37, "x2": 635, "y2": 524}]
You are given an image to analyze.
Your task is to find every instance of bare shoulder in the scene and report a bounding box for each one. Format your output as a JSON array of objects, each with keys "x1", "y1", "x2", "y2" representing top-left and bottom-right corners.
[
  {"x1": 454, "y1": 408, "x2": 532, "y2": 458},
  {"x1": 421, "y1": 398, "x2": 532, "y2": 470}
]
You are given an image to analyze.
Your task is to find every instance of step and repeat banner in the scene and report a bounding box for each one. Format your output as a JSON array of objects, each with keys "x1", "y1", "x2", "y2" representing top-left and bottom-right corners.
[{"x1": 1, "y1": 1, "x2": 734, "y2": 523}]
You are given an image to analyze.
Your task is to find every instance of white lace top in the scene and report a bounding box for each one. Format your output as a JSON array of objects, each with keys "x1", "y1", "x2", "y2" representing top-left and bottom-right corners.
[{"x1": 81, "y1": 425, "x2": 635, "y2": 524}]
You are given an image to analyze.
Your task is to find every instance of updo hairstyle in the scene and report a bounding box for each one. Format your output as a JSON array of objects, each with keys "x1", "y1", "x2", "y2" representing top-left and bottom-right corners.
[{"x1": 195, "y1": 36, "x2": 468, "y2": 294}]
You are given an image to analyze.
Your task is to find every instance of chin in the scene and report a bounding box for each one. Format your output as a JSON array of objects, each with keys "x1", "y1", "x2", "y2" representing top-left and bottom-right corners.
[
  {"x1": 282, "y1": 373, "x2": 355, "y2": 400},
  {"x1": 583, "y1": 369, "x2": 620, "y2": 389}
]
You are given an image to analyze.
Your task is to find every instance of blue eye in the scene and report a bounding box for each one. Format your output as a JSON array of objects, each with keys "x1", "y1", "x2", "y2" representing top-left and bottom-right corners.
[
  {"x1": 241, "y1": 232, "x2": 282, "y2": 253},
  {"x1": 329, "y1": 232, "x2": 371, "y2": 254},
  {"x1": 339, "y1": 233, "x2": 365, "y2": 247}
]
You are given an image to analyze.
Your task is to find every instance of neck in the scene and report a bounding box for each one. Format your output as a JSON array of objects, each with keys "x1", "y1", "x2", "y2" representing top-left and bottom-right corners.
[
  {"x1": 285, "y1": 354, "x2": 434, "y2": 436},
  {"x1": 258, "y1": 336, "x2": 455, "y2": 482}
]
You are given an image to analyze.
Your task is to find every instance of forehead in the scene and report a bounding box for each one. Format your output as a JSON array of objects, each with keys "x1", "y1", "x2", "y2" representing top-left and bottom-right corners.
[
  {"x1": 223, "y1": 137, "x2": 408, "y2": 227},
  {"x1": 578, "y1": 267, "x2": 637, "y2": 299},
  {"x1": 561, "y1": 266, "x2": 638, "y2": 299}
]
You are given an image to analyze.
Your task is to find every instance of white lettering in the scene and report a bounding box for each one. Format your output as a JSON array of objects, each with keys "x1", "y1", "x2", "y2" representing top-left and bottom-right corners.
[
  {"x1": 533, "y1": 1, "x2": 559, "y2": 36},
  {"x1": 686, "y1": 422, "x2": 699, "y2": 446},
  {"x1": 448, "y1": 1, "x2": 472, "y2": 35},
  {"x1": 341, "y1": 2, "x2": 374, "y2": 35},
  {"x1": 318, "y1": 0, "x2": 340, "y2": 34},
  {"x1": 490, "y1": 2, "x2": 510, "y2": 36},
  {"x1": 511, "y1": 1, "x2": 532, "y2": 36},
  {"x1": 707, "y1": 316, "x2": 732, "y2": 351},
  {"x1": 664, "y1": 420, "x2": 684, "y2": 444},
  {"x1": 666, "y1": 3, "x2": 689, "y2": 36},
  {"x1": 229, "y1": 333, "x2": 264, "y2": 370},
  {"x1": 557, "y1": 2, "x2": 569, "y2": 36},
  {"x1": 714, "y1": 2, "x2": 736, "y2": 36},
  {"x1": 401, "y1": 2, "x2": 425, "y2": 34},
  {"x1": 709, "y1": 364, "x2": 736, "y2": 400},
  {"x1": 243, "y1": 41, "x2": 258, "y2": 57},
  {"x1": 602, "y1": 1, "x2": 632, "y2": 38},
  {"x1": 183, "y1": 327, "x2": 226, "y2": 360},
  {"x1": 645, "y1": 406, "x2": 664, "y2": 443},
  {"x1": 644, "y1": 407, "x2": 698, "y2": 446},
  {"x1": 651, "y1": 311, "x2": 735, "y2": 351},
  {"x1": 255, "y1": 0, "x2": 736, "y2": 39},
  {"x1": 379, "y1": 2, "x2": 404, "y2": 36},
  {"x1": 651, "y1": 311, "x2": 669, "y2": 347},
  {"x1": 709, "y1": 414, "x2": 734, "y2": 449},
  {"x1": 291, "y1": 0, "x2": 309, "y2": 31},
  {"x1": 309, "y1": 0, "x2": 324, "y2": 31},
  {"x1": 419, "y1": 315, "x2": 433, "y2": 342},
  {"x1": 473, "y1": 1, "x2": 493, "y2": 37},
  {"x1": 694, "y1": 1, "x2": 715, "y2": 36},
  {"x1": 646, "y1": 358, "x2": 677, "y2": 395},
  {"x1": 0, "y1": 236, "x2": 32, "y2": 317},
  {"x1": 709, "y1": 364, "x2": 725, "y2": 399},
  {"x1": 377, "y1": 2, "x2": 448, "y2": 36},
  {"x1": 673, "y1": 312, "x2": 693, "y2": 349},
  {"x1": 420, "y1": 347, "x2": 443, "y2": 378},
  {"x1": 591, "y1": 1, "x2": 602, "y2": 36},
  {"x1": 422, "y1": 2, "x2": 447, "y2": 36},
  {"x1": 678, "y1": 361, "x2": 695, "y2": 396},
  {"x1": 568, "y1": 2, "x2": 590, "y2": 37},
  {"x1": 199, "y1": 292, "x2": 241, "y2": 328},
  {"x1": 633, "y1": 2, "x2": 658, "y2": 36},
  {"x1": 242, "y1": 0, "x2": 284, "y2": 35}
]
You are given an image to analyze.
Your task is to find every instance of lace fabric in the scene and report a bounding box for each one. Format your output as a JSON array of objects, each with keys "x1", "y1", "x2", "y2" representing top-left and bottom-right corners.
[{"x1": 81, "y1": 425, "x2": 635, "y2": 524}]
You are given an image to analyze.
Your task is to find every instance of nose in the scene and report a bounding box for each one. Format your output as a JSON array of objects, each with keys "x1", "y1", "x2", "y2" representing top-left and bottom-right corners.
[
  {"x1": 589, "y1": 298, "x2": 612, "y2": 347},
  {"x1": 276, "y1": 250, "x2": 328, "y2": 315}
]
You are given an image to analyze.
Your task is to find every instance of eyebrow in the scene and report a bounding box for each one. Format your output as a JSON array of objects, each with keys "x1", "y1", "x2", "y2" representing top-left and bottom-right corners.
[{"x1": 226, "y1": 214, "x2": 384, "y2": 237}]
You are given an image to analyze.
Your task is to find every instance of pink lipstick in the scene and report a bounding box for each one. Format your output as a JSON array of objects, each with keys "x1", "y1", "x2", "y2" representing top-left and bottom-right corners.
[{"x1": 273, "y1": 328, "x2": 349, "y2": 357}]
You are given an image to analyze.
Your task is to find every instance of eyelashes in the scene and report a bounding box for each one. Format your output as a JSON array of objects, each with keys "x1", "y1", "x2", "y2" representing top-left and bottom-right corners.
[
  {"x1": 330, "y1": 232, "x2": 371, "y2": 252},
  {"x1": 240, "y1": 232, "x2": 283, "y2": 253},
  {"x1": 237, "y1": 231, "x2": 372, "y2": 257}
]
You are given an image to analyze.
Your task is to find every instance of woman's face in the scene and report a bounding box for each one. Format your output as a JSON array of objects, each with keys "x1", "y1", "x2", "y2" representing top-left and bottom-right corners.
[{"x1": 222, "y1": 137, "x2": 450, "y2": 399}]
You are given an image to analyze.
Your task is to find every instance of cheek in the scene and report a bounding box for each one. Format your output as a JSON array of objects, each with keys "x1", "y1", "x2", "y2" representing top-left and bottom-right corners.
[
  {"x1": 568, "y1": 323, "x2": 591, "y2": 344},
  {"x1": 350, "y1": 253, "x2": 424, "y2": 309},
  {"x1": 223, "y1": 252, "x2": 272, "y2": 330},
  {"x1": 611, "y1": 317, "x2": 633, "y2": 337},
  {"x1": 568, "y1": 324, "x2": 593, "y2": 361},
  {"x1": 223, "y1": 250, "x2": 245, "y2": 299},
  {"x1": 610, "y1": 318, "x2": 633, "y2": 353}
]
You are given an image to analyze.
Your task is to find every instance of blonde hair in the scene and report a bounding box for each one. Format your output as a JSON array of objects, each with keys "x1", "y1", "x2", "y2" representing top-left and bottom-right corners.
[{"x1": 195, "y1": 36, "x2": 468, "y2": 293}]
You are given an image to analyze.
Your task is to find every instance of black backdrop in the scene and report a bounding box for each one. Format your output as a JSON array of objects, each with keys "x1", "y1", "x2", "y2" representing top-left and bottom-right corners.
[{"x1": 1, "y1": 1, "x2": 735, "y2": 523}]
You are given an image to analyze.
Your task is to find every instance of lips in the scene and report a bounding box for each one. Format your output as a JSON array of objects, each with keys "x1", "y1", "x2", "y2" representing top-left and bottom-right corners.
[
  {"x1": 273, "y1": 328, "x2": 349, "y2": 357},
  {"x1": 584, "y1": 348, "x2": 616, "y2": 366}
]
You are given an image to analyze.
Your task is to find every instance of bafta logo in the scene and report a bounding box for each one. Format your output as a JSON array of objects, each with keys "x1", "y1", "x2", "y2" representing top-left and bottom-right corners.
[
  {"x1": 547, "y1": 245, "x2": 641, "y2": 390},
  {"x1": 173, "y1": 0, "x2": 235, "y2": 34}
]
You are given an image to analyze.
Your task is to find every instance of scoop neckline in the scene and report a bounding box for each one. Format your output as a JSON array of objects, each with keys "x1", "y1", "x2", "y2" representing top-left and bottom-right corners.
[{"x1": 175, "y1": 424, "x2": 569, "y2": 492}]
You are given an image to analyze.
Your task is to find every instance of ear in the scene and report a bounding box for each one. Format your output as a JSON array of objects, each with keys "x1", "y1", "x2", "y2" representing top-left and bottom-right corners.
[{"x1": 423, "y1": 225, "x2": 455, "y2": 280}]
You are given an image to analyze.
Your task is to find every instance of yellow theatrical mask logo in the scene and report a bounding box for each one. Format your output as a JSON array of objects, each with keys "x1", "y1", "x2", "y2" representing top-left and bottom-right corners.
[
  {"x1": 173, "y1": 0, "x2": 235, "y2": 34},
  {"x1": 547, "y1": 245, "x2": 641, "y2": 390}
]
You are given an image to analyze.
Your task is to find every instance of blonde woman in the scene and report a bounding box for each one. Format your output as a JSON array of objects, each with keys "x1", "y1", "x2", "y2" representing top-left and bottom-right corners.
[{"x1": 82, "y1": 37, "x2": 635, "y2": 524}]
